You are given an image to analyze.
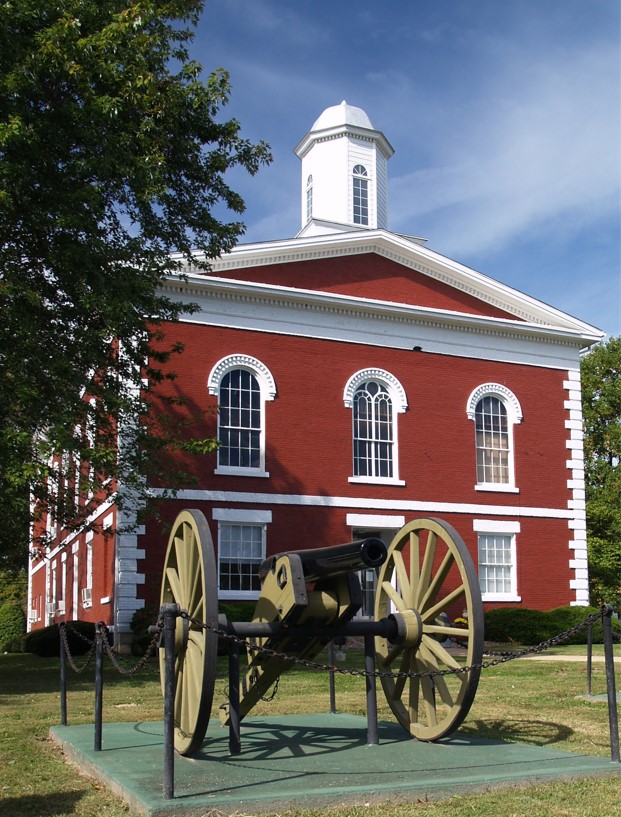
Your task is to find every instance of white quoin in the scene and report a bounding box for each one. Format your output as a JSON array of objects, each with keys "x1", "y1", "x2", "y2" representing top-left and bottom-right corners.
[{"x1": 294, "y1": 101, "x2": 394, "y2": 237}]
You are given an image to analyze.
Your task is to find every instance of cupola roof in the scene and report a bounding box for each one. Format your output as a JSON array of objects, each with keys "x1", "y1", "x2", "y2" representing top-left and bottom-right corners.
[{"x1": 311, "y1": 100, "x2": 375, "y2": 131}]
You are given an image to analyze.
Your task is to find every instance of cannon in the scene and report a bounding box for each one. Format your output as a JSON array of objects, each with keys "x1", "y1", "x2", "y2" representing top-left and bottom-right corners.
[{"x1": 159, "y1": 510, "x2": 484, "y2": 755}]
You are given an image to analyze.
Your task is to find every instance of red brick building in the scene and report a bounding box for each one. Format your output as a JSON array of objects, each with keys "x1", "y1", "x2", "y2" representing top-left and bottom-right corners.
[{"x1": 27, "y1": 103, "x2": 603, "y2": 648}]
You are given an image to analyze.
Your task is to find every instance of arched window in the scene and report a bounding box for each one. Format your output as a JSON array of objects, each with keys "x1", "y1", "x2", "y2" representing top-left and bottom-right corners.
[
  {"x1": 344, "y1": 369, "x2": 407, "y2": 484},
  {"x1": 467, "y1": 384, "x2": 522, "y2": 490},
  {"x1": 353, "y1": 381, "x2": 393, "y2": 478},
  {"x1": 208, "y1": 355, "x2": 276, "y2": 477},
  {"x1": 352, "y1": 164, "x2": 368, "y2": 225},
  {"x1": 306, "y1": 174, "x2": 313, "y2": 223}
]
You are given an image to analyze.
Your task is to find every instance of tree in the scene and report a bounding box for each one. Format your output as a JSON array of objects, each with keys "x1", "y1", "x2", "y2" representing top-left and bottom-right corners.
[
  {"x1": 0, "y1": 1, "x2": 271, "y2": 567},
  {"x1": 581, "y1": 336, "x2": 621, "y2": 607}
]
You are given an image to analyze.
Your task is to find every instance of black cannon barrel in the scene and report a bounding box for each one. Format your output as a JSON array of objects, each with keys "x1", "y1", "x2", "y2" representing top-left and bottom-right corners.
[{"x1": 259, "y1": 537, "x2": 387, "y2": 583}]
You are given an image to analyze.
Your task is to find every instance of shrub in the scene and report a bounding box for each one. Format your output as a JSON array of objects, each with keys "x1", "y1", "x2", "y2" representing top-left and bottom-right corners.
[
  {"x1": 483, "y1": 605, "x2": 620, "y2": 646},
  {"x1": 0, "y1": 601, "x2": 26, "y2": 652},
  {"x1": 483, "y1": 607, "x2": 549, "y2": 645},
  {"x1": 24, "y1": 620, "x2": 96, "y2": 657}
]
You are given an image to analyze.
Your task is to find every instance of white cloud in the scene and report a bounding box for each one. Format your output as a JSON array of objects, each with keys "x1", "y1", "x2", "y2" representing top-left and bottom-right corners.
[{"x1": 389, "y1": 42, "x2": 620, "y2": 256}]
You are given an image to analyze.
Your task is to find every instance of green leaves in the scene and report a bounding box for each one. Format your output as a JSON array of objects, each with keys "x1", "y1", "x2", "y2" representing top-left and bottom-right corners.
[
  {"x1": 581, "y1": 337, "x2": 621, "y2": 606},
  {"x1": 0, "y1": 1, "x2": 271, "y2": 564}
]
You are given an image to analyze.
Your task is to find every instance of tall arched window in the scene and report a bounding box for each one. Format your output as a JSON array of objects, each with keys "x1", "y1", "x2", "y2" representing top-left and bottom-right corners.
[
  {"x1": 467, "y1": 384, "x2": 522, "y2": 491},
  {"x1": 219, "y1": 369, "x2": 261, "y2": 469},
  {"x1": 306, "y1": 174, "x2": 313, "y2": 223},
  {"x1": 344, "y1": 369, "x2": 407, "y2": 484},
  {"x1": 353, "y1": 381, "x2": 393, "y2": 478},
  {"x1": 352, "y1": 164, "x2": 368, "y2": 225},
  {"x1": 208, "y1": 355, "x2": 276, "y2": 477}
]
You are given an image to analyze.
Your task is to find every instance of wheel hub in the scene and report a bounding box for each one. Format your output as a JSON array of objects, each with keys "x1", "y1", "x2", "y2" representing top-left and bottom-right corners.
[{"x1": 389, "y1": 608, "x2": 423, "y2": 652}]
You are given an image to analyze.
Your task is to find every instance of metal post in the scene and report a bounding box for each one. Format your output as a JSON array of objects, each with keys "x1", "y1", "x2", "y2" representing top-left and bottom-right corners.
[
  {"x1": 162, "y1": 603, "x2": 179, "y2": 800},
  {"x1": 328, "y1": 641, "x2": 336, "y2": 714},
  {"x1": 364, "y1": 633, "x2": 379, "y2": 745},
  {"x1": 59, "y1": 623, "x2": 67, "y2": 726},
  {"x1": 94, "y1": 623, "x2": 104, "y2": 751},
  {"x1": 602, "y1": 605, "x2": 620, "y2": 763},
  {"x1": 228, "y1": 639, "x2": 241, "y2": 755},
  {"x1": 586, "y1": 624, "x2": 593, "y2": 696}
]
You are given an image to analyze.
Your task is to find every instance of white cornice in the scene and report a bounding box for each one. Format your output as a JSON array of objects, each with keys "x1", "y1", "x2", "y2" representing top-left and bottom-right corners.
[
  {"x1": 164, "y1": 270, "x2": 600, "y2": 348},
  {"x1": 294, "y1": 124, "x2": 395, "y2": 160},
  {"x1": 159, "y1": 273, "x2": 598, "y2": 371},
  {"x1": 172, "y1": 229, "x2": 602, "y2": 340}
]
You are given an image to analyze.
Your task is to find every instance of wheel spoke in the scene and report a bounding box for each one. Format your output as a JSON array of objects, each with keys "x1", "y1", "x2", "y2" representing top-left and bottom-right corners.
[
  {"x1": 165, "y1": 567, "x2": 183, "y2": 606},
  {"x1": 424, "y1": 623, "x2": 471, "y2": 641},
  {"x1": 418, "y1": 549, "x2": 454, "y2": 614},
  {"x1": 421, "y1": 635, "x2": 462, "y2": 671},
  {"x1": 381, "y1": 580, "x2": 407, "y2": 612},
  {"x1": 416, "y1": 531, "x2": 437, "y2": 606},
  {"x1": 188, "y1": 560, "x2": 204, "y2": 620},
  {"x1": 408, "y1": 530, "x2": 420, "y2": 591},
  {"x1": 392, "y1": 549, "x2": 412, "y2": 607},
  {"x1": 393, "y1": 648, "x2": 412, "y2": 698},
  {"x1": 380, "y1": 641, "x2": 405, "y2": 668},
  {"x1": 422, "y1": 583, "x2": 465, "y2": 623},
  {"x1": 173, "y1": 536, "x2": 186, "y2": 595},
  {"x1": 407, "y1": 675, "x2": 420, "y2": 727},
  {"x1": 184, "y1": 534, "x2": 198, "y2": 603},
  {"x1": 420, "y1": 673, "x2": 437, "y2": 727}
]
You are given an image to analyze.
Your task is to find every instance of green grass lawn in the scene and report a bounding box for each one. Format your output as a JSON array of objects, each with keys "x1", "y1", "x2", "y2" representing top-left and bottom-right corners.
[{"x1": 0, "y1": 646, "x2": 619, "y2": 817}]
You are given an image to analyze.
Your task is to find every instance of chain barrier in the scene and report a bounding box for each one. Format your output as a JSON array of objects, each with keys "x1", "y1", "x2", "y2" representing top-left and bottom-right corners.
[
  {"x1": 99, "y1": 620, "x2": 164, "y2": 676},
  {"x1": 60, "y1": 622, "x2": 97, "y2": 674},
  {"x1": 59, "y1": 606, "x2": 612, "y2": 681},
  {"x1": 180, "y1": 608, "x2": 606, "y2": 681},
  {"x1": 60, "y1": 619, "x2": 163, "y2": 677}
]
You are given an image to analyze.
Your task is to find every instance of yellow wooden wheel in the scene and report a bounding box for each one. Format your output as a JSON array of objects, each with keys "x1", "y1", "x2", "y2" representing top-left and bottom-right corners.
[
  {"x1": 159, "y1": 510, "x2": 219, "y2": 755},
  {"x1": 374, "y1": 518, "x2": 483, "y2": 741}
]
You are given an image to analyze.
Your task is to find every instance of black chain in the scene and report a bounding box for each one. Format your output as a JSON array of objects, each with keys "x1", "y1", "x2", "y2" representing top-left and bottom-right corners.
[
  {"x1": 60, "y1": 622, "x2": 97, "y2": 674},
  {"x1": 179, "y1": 608, "x2": 605, "y2": 681},
  {"x1": 60, "y1": 619, "x2": 163, "y2": 676},
  {"x1": 99, "y1": 620, "x2": 163, "y2": 676}
]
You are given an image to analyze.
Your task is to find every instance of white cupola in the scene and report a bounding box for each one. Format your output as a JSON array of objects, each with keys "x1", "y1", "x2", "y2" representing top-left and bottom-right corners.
[{"x1": 294, "y1": 101, "x2": 394, "y2": 237}]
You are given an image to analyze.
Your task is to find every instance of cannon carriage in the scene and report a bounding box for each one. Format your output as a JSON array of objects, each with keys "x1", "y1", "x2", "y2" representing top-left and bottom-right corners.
[{"x1": 159, "y1": 509, "x2": 484, "y2": 755}]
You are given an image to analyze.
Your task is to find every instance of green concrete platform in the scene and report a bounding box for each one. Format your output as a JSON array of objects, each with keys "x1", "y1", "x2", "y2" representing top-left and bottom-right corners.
[{"x1": 50, "y1": 715, "x2": 620, "y2": 816}]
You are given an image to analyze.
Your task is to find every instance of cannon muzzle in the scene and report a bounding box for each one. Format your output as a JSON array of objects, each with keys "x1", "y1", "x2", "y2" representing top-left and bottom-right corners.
[{"x1": 259, "y1": 537, "x2": 387, "y2": 584}]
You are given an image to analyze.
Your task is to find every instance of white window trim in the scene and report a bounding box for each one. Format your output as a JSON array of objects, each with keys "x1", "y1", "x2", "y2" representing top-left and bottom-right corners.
[
  {"x1": 348, "y1": 475, "x2": 406, "y2": 486},
  {"x1": 208, "y1": 354, "x2": 276, "y2": 478},
  {"x1": 467, "y1": 383, "x2": 522, "y2": 492},
  {"x1": 474, "y1": 519, "x2": 521, "y2": 602},
  {"x1": 213, "y1": 508, "x2": 270, "y2": 600},
  {"x1": 346, "y1": 514, "x2": 406, "y2": 529},
  {"x1": 344, "y1": 368, "x2": 407, "y2": 484}
]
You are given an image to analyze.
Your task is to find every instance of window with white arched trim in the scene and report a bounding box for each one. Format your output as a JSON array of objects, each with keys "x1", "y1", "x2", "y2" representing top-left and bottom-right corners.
[
  {"x1": 208, "y1": 355, "x2": 276, "y2": 477},
  {"x1": 344, "y1": 369, "x2": 407, "y2": 485},
  {"x1": 466, "y1": 384, "x2": 522, "y2": 491},
  {"x1": 352, "y1": 164, "x2": 369, "y2": 225}
]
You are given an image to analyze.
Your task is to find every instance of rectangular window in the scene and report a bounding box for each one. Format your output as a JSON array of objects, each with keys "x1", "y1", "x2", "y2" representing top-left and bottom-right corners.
[
  {"x1": 218, "y1": 523, "x2": 265, "y2": 597},
  {"x1": 478, "y1": 534, "x2": 513, "y2": 594},
  {"x1": 475, "y1": 520, "x2": 520, "y2": 601}
]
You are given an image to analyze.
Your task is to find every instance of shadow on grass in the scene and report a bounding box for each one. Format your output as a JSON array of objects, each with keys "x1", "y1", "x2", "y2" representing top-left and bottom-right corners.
[
  {"x1": 0, "y1": 653, "x2": 161, "y2": 697},
  {"x1": 464, "y1": 718, "x2": 573, "y2": 746},
  {"x1": 0, "y1": 789, "x2": 86, "y2": 817}
]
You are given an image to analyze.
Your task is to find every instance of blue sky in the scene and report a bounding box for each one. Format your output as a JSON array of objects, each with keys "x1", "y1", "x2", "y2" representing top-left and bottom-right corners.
[{"x1": 193, "y1": 0, "x2": 620, "y2": 339}]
